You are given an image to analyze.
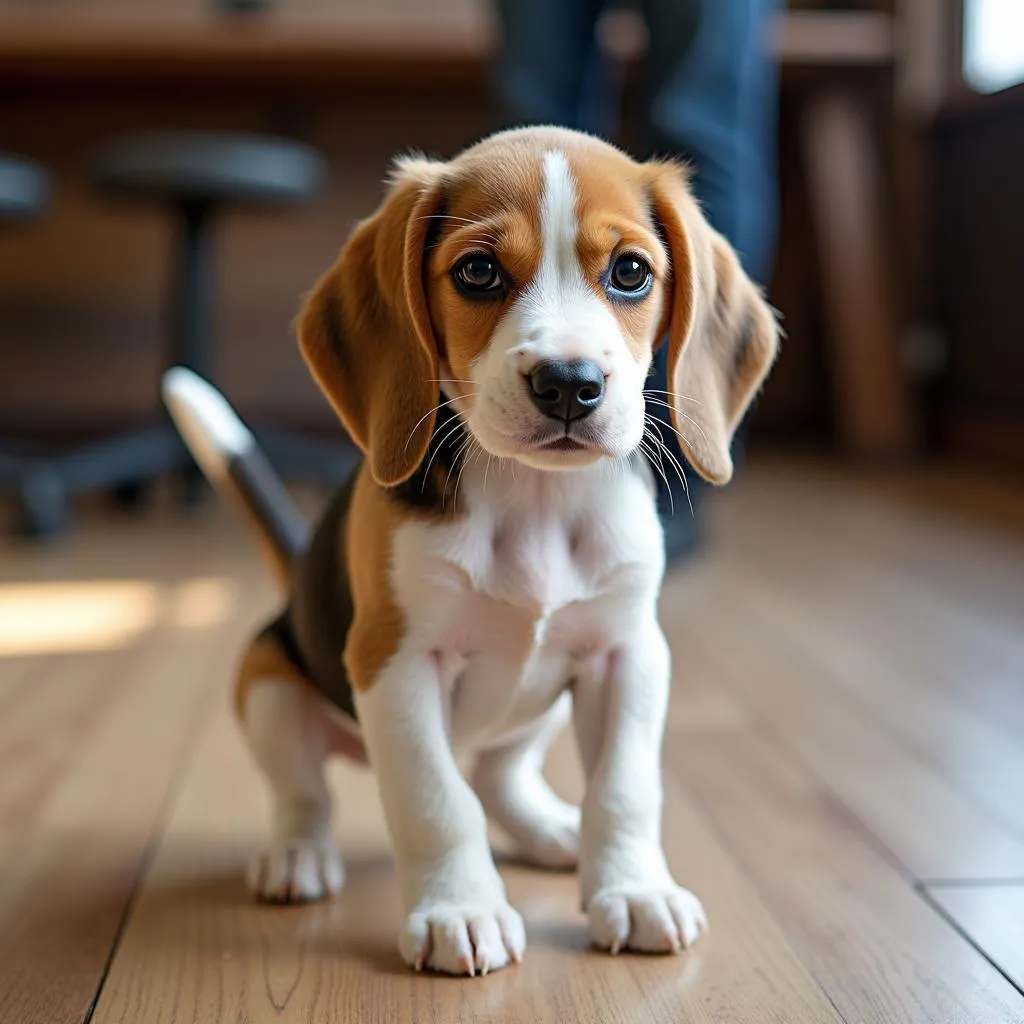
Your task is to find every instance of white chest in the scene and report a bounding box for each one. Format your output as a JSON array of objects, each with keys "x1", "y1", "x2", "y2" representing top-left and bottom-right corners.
[{"x1": 389, "y1": 459, "x2": 663, "y2": 747}]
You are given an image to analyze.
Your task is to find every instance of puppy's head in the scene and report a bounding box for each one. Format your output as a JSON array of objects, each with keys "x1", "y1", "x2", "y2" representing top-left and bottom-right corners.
[{"x1": 299, "y1": 127, "x2": 778, "y2": 486}]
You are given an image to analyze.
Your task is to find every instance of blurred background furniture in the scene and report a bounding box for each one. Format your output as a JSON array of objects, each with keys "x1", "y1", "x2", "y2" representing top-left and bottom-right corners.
[
  {"x1": 0, "y1": 152, "x2": 50, "y2": 510},
  {"x1": 0, "y1": 1, "x2": 921, "y2": 462},
  {"x1": 5, "y1": 130, "x2": 343, "y2": 537},
  {"x1": 0, "y1": 0, "x2": 1019, "y2": 519},
  {"x1": 932, "y1": 82, "x2": 1024, "y2": 468}
]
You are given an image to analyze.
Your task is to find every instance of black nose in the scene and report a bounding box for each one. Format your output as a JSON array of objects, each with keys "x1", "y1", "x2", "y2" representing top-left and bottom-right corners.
[{"x1": 527, "y1": 359, "x2": 606, "y2": 422}]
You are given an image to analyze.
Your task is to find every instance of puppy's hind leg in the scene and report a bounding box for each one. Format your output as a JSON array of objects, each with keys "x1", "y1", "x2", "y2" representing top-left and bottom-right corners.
[
  {"x1": 472, "y1": 694, "x2": 581, "y2": 870},
  {"x1": 236, "y1": 638, "x2": 344, "y2": 903}
]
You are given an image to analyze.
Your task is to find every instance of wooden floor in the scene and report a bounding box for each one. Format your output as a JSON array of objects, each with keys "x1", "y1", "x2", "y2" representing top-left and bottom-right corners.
[{"x1": 1, "y1": 457, "x2": 1023, "y2": 1024}]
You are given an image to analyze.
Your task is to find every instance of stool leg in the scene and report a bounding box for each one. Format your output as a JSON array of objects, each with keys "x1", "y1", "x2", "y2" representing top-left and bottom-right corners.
[{"x1": 172, "y1": 201, "x2": 215, "y2": 503}]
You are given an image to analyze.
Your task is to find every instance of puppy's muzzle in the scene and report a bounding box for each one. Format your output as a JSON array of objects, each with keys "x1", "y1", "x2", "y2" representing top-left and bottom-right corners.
[{"x1": 526, "y1": 359, "x2": 606, "y2": 423}]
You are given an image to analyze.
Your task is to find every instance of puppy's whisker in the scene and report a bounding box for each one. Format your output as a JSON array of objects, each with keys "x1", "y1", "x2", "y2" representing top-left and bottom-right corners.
[
  {"x1": 643, "y1": 411, "x2": 694, "y2": 453},
  {"x1": 642, "y1": 402, "x2": 708, "y2": 450},
  {"x1": 644, "y1": 416, "x2": 686, "y2": 483},
  {"x1": 645, "y1": 417, "x2": 693, "y2": 518},
  {"x1": 417, "y1": 214, "x2": 494, "y2": 229},
  {"x1": 405, "y1": 394, "x2": 471, "y2": 451},
  {"x1": 643, "y1": 388, "x2": 703, "y2": 406},
  {"x1": 483, "y1": 452, "x2": 494, "y2": 493},
  {"x1": 444, "y1": 433, "x2": 476, "y2": 509},
  {"x1": 454, "y1": 440, "x2": 483, "y2": 508},
  {"x1": 640, "y1": 433, "x2": 673, "y2": 517},
  {"x1": 420, "y1": 418, "x2": 466, "y2": 492},
  {"x1": 655, "y1": 434, "x2": 688, "y2": 503}
]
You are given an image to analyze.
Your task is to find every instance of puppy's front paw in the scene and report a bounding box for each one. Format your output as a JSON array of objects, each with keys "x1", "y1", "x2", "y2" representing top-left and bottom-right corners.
[
  {"x1": 399, "y1": 901, "x2": 526, "y2": 975},
  {"x1": 588, "y1": 886, "x2": 707, "y2": 955},
  {"x1": 247, "y1": 841, "x2": 345, "y2": 904}
]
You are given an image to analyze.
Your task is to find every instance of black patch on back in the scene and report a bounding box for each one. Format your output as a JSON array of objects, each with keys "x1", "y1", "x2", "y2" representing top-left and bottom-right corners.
[
  {"x1": 270, "y1": 471, "x2": 360, "y2": 723},
  {"x1": 260, "y1": 405, "x2": 469, "y2": 722}
]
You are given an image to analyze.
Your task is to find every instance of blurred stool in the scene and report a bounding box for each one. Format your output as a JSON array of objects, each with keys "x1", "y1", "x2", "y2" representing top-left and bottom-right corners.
[
  {"x1": 17, "y1": 131, "x2": 345, "y2": 537},
  {"x1": 0, "y1": 153, "x2": 51, "y2": 519}
]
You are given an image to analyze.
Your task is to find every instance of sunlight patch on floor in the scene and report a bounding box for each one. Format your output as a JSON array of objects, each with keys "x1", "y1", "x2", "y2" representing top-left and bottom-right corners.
[{"x1": 0, "y1": 577, "x2": 238, "y2": 657}]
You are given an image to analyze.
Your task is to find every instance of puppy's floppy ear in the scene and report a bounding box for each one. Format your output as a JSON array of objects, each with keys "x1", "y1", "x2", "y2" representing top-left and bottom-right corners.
[
  {"x1": 648, "y1": 162, "x2": 779, "y2": 485},
  {"x1": 298, "y1": 157, "x2": 446, "y2": 487}
]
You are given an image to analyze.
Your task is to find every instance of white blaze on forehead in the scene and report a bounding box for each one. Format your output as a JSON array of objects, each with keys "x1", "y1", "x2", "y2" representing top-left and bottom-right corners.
[
  {"x1": 468, "y1": 146, "x2": 648, "y2": 459},
  {"x1": 537, "y1": 150, "x2": 584, "y2": 297}
]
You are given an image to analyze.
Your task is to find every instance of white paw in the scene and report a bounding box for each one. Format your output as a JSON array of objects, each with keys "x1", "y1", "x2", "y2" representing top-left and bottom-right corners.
[
  {"x1": 399, "y1": 901, "x2": 526, "y2": 975},
  {"x1": 247, "y1": 841, "x2": 345, "y2": 904},
  {"x1": 588, "y1": 886, "x2": 707, "y2": 955},
  {"x1": 512, "y1": 806, "x2": 581, "y2": 869}
]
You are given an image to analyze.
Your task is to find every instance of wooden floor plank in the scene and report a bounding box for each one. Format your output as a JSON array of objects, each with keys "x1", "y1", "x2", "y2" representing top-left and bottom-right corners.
[
  {"x1": 662, "y1": 680, "x2": 1024, "y2": 1023},
  {"x1": 708, "y1": 560, "x2": 1024, "y2": 844},
  {"x1": 2, "y1": 460, "x2": 1022, "y2": 1023},
  {"x1": 926, "y1": 885, "x2": 1024, "y2": 994},
  {"x1": 715, "y1": 466, "x2": 1024, "y2": 734},
  {"x1": 660, "y1": 566, "x2": 1024, "y2": 882},
  {"x1": 706, "y1": 470, "x2": 1024, "y2": 846},
  {"x1": 92, "y1": 690, "x2": 842, "y2": 1024},
  {"x1": 730, "y1": 459, "x2": 1024, "y2": 632},
  {"x1": 0, "y1": 526, "x2": 273, "y2": 1024}
]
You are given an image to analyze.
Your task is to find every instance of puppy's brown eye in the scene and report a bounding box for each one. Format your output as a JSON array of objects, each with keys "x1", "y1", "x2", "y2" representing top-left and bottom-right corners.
[
  {"x1": 608, "y1": 254, "x2": 652, "y2": 296},
  {"x1": 453, "y1": 255, "x2": 504, "y2": 296}
]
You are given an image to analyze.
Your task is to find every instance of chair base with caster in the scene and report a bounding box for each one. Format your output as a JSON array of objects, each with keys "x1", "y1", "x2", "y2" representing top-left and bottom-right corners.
[
  {"x1": 12, "y1": 423, "x2": 189, "y2": 538},
  {"x1": 6, "y1": 132, "x2": 338, "y2": 538}
]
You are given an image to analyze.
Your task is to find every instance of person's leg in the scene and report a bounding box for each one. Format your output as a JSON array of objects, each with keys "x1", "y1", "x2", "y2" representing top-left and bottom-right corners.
[
  {"x1": 640, "y1": 0, "x2": 780, "y2": 559},
  {"x1": 492, "y1": 0, "x2": 607, "y2": 131}
]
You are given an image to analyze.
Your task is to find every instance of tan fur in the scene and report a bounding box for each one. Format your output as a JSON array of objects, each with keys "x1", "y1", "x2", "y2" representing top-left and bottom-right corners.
[
  {"x1": 342, "y1": 464, "x2": 411, "y2": 693},
  {"x1": 567, "y1": 141, "x2": 670, "y2": 363},
  {"x1": 234, "y1": 632, "x2": 316, "y2": 721},
  {"x1": 425, "y1": 132, "x2": 669, "y2": 380},
  {"x1": 647, "y1": 161, "x2": 779, "y2": 485},
  {"x1": 297, "y1": 160, "x2": 447, "y2": 488},
  {"x1": 295, "y1": 127, "x2": 778, "y2": 695}
]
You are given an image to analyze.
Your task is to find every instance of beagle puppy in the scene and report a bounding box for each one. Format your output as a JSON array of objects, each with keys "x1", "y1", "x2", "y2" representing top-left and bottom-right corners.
[{"x1": 163, "y1": 125, "x2": 778, "y2": 976}]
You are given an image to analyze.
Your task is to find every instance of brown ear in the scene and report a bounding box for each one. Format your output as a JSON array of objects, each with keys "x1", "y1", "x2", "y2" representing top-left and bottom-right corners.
[
  {"x1": 298, "y1": 158, "x2": 446, "y2": 487},
  {"x1": 648, "y1": 162, "x2": 779, "y2": 485}
]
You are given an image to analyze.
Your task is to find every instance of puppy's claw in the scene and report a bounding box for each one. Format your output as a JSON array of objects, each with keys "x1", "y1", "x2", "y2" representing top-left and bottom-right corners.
[{"x1": 589, "y1": 886, "x2": 707, "y2": 956}]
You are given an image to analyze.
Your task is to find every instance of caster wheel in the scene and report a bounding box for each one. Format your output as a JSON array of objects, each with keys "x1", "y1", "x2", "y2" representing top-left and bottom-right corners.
[
  {"x1": 111, "y1": 480, "x2": 149, "y2": 509},
  {"x1": 18, "y1": 468, "x2": 69, "y2": 538}
]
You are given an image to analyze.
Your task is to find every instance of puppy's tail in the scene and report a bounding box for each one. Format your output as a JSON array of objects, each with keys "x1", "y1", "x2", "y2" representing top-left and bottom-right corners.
[{"x1": 162, "y1": 367, "x2": 309, "y2": 588}]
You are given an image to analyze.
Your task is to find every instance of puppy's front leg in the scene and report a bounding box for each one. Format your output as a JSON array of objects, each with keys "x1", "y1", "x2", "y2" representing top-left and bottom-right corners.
[
  {"x1": 355, "y1": 650, "x2": 525, "y2": 976},
  {"x1": 574, "y1": 618, "x2": 708, "y2": 955}
]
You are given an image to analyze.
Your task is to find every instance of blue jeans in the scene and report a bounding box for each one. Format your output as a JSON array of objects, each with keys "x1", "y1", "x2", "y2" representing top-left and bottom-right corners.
[{"x1": 494, "y1": 0, "x2": 779, "y2": 537}]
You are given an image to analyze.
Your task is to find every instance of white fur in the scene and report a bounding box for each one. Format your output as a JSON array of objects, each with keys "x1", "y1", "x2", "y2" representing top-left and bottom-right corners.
[
  {"x1": 162, "y1": 367, "x2": 252, "y2": 481},
  {"x1": 243, "y1": 679, "x2": 344, "y2": 903},
  {"x1": 472, "y1": 694, "x2": 581, "y2": 869},
  {"x1": 468, "y1": 150, "x2": 649, "y2": 468},
  {"x1": 237, "y1": 146, "x2": 706, "y2": 974},
  {"x1": 352, "y1": 453, "x2": 704, "y2": 972}
]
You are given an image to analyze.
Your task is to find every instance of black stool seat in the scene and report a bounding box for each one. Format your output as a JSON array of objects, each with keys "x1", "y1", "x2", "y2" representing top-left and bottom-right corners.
[
  {"x1": 0, "y1": 153, "x2": 50, "y2": 220},
  {"x1": 90, "y1": 132, "x2": 326, "y2": 206}
]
